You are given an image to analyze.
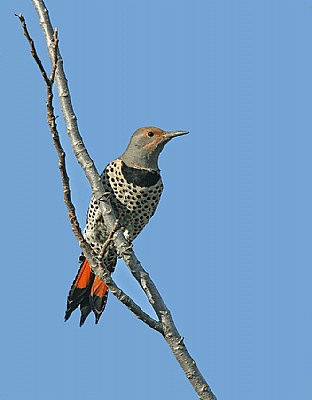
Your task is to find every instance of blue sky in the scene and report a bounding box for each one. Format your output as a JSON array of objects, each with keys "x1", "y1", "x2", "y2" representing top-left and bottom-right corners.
[{"x1": 1, "y1": 1, "x2": 312, "y2": 399}]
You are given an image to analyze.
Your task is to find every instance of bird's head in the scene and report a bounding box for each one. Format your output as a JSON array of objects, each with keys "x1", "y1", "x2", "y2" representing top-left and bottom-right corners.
[{"x1": 120, "y1": 126, "x2": 189, "y2": 171}]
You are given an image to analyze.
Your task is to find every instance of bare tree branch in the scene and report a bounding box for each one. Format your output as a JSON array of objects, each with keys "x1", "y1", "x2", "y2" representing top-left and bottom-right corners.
[
  {"x1": 16, "y1": 12, "x2": 163, "y2": 335},
  {"x1": 19, "y1": 2, "x2": 217, "y2": 399}
]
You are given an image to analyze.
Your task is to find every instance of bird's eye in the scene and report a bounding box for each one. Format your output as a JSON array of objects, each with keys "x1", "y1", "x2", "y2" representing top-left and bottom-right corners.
[{"x1": 147, "y1": 131, "x2": 154, "y2": 137}]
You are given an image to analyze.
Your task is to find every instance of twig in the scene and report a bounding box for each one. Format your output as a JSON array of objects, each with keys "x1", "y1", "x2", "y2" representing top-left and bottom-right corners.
[
  {"x1": 96, "y1": 270, "x2": 163, "y2": 333},
  {"x1": 15, "y1": 13, "x2": 50, "y2": 85},
  {"x1": 98, "y1": 219, "x2": 119, "y2": 261},
  {"x1": 16, "y1": 13, "x2": 92, "y2": 258}
]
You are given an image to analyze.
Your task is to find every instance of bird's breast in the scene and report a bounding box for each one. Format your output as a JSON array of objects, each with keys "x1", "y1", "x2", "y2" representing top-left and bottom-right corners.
[{"x1": 101, "y1": 159, "x2": 163, "y2": 240}]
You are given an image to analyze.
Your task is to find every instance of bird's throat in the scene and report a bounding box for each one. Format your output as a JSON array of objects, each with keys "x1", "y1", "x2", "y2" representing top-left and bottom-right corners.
[{"x1": 120, "y1": 161, "x2": 161, "y2": 187}]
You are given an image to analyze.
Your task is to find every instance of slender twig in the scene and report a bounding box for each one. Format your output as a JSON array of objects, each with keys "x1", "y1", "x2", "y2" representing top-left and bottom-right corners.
[
  {"x1": 15, "y1": 13, "x2": 50, "y2": 85},
  {"x1": 98, "y1": 219, "x2": 119, "y2": 261},
  {"x1": 98, "y1": 272, "x2": 163, "y2": 333},
  {"x1": 21, "y1": 2, "x2": 217, "y2": 399},
  {"x1": 16, "y1": 13, "x2": 92, "y2": 258}
]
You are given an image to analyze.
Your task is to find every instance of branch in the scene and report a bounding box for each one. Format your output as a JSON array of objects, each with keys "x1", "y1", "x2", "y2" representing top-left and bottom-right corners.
[
  {"x1": 24, "y1": 2, "x2": 217, "y2": 399},
  {"x1": 16, "y1": 12, "x2": 163, "y2": 335}
]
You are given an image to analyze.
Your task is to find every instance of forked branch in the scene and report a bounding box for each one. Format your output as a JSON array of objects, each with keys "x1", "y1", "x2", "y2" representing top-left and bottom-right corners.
[
  {"x1": 16, "y1": 13, "x2": 163, "y2": 335},
  {"x1": 18, "y1": 2, "x2": 217, "y2": 399}
]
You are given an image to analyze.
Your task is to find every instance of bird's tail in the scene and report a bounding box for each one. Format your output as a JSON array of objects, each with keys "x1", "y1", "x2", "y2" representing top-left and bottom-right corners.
[{"x1": 65, "y1": 256, "x2": 109, "y2": 326}]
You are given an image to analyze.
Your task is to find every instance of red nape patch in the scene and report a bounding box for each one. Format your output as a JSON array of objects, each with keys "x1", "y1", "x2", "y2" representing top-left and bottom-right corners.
[
  {"x1": 74, "y1": 259, "x2": 92, "y2": 289},
  {"x1": 91, "y1": 276, "x2": 108, "y2": 298}
]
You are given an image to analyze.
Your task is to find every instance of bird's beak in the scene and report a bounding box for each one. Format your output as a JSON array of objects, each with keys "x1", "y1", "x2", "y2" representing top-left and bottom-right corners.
[{"x1": 163, "y1": 130, "x2": 189, "y2": 140}]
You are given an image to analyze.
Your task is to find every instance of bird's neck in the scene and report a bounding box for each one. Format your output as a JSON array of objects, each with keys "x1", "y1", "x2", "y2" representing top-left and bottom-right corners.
[
  {"x1": 119, "y1": 149, "x2": 161, "y2": 172},
  {"x1": 119, "y1": 161, "x2": 161, "y2": 187}
]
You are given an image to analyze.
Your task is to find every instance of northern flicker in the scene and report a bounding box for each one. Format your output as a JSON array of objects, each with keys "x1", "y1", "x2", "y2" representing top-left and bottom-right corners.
[{"x1": 65, "y1": 126, "x2": 188, "y2": 326}]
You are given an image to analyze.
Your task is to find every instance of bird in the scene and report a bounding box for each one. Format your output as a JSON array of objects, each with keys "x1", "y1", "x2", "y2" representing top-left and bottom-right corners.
[{"x1": 65, "y1": 126, "x2": 188, "y2": 326}]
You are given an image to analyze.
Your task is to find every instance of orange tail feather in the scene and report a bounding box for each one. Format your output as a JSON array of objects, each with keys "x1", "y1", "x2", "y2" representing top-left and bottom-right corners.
[{"x1": 65, "y1": 257, "x2": 109, "y2": 326}]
